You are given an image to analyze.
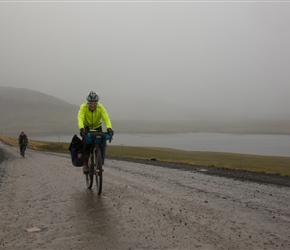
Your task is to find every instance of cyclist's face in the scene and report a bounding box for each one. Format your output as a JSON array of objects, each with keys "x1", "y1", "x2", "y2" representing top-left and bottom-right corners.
[{"x1": 88, "y1": 102, "x2": 97, "y2": 111}]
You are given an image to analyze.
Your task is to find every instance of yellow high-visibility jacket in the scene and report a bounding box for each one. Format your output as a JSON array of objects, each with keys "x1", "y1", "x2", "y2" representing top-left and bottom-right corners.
[{"x1": 77, "y1": 102, "x2": 112, "y2": 130}]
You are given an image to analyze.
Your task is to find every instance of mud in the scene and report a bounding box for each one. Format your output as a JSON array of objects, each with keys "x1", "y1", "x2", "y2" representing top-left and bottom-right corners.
[{"x1": 0, "y1": 141, "x2": 290, "y2": 249}]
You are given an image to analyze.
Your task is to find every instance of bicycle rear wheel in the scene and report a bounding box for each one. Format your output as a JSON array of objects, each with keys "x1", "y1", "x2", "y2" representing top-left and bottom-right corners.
[
  {"x1": 85, "y1": 172, "x2": 93, "y2": 189},
  {"x1": 95, "y1": 148, "x2": 103, "y2": 195},
  {"x1": 86, "y1": 153, "x2": 94, "y2": 189},
  {"x1": 21, "y1": 146, "x2": 26, "y2": 157}
]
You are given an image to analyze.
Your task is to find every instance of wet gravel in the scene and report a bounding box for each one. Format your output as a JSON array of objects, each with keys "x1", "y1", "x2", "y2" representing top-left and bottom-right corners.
[
  {"x1": 1, "y1": 147, "x2": 290, "y2": 188},
  {"x1": 0, "y1": 147, "x2": 8, "y2": 188},
  {"x1": 1, "y1": 142, "x2": 290, "y2": 250},
  {"x1": 109, "y1": 156, "x2": 290, "y2": 188}
]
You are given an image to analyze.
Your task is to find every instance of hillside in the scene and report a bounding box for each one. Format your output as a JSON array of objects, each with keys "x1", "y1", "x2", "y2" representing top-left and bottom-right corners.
[
  {"x1": 0, "y1": 86, "x2": 78, "y2": 136},
  {"x1": 1, "y1": 86, "x2": 290, "y2": 136}
]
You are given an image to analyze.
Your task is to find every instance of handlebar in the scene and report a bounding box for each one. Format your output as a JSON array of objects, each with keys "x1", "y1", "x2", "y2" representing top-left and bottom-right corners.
[{"x1": 84, "y1": 130, "x2": 112, "y2": 144}]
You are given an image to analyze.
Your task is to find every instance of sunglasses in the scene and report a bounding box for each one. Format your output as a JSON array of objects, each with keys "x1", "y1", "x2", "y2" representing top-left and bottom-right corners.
[{"x1": 87, "y1": 102, "x2": 98, "y2": 105}]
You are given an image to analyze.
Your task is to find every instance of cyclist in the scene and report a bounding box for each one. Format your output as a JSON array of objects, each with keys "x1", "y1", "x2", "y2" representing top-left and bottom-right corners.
[
  {"x1": 18, "y1": 131, "x2": 28, "y2": 156},
  {"x1": 78, "y1": 91, "x2": 114, "y2": 174}
]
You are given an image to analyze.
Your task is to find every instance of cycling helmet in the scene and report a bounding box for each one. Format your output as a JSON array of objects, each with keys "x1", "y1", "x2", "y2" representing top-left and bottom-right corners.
[{"x1": 86, "y1": 91, "x2": 99, "y2": 103}]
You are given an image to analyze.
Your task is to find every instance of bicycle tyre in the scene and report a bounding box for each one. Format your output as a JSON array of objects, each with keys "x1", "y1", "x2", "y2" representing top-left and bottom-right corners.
[
  {"x1": 21, "y1": 146, "x2": 26, "y2": 157},
  {"x1": 86, "y1": 152, "x2": 94, "y2": 189},
  {"x1": 95, "y1": 148, "x2": 103, "y2": 195}
]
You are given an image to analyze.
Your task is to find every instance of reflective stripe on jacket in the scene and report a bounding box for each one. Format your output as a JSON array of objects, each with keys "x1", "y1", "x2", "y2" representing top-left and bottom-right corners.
[{"x1": 77, "y1": 102, "x2": 112, "y2": 130}]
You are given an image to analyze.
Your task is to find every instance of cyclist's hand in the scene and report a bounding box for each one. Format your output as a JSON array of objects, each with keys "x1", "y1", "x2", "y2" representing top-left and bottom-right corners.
[
  {"x1": 107, "y1": 128, "x2": 114, "y2": 142},
  {"x1": 80, "y1": 128, "x2": 85, "y2": 137}
]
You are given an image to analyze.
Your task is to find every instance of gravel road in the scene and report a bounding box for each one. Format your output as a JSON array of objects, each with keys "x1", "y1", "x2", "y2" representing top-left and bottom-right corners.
[{"x1": 0, "y1": 141, "x2": 290, "y2": 250}]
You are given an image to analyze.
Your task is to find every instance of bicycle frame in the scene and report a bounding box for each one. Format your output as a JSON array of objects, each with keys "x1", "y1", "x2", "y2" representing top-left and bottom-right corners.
[{"x1": 85, "y1": 130, "x2": 112, "y2": 194}]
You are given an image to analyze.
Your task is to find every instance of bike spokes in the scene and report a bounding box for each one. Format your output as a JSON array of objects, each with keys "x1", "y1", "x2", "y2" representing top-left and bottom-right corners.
[
  {"x1": 95, "y1": 150, "x2": 103, "y2": 195},
  {"x1": 86, "y1": 155, "x2": 94, "y2": 189}
]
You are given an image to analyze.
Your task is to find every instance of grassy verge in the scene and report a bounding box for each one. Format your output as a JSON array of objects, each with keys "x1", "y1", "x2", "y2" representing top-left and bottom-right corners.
[
  {"x1": 0, "y1": 136, "x2": 69, "y2": 153},
  {"x1": 1, "y1": 135, "x2": 290, "y2": 177}
]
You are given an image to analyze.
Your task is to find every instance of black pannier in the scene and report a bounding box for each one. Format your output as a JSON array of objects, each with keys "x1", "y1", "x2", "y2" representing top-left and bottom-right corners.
[{"x1": 68, "y1": 134, "x2": 84, "y2": 167}]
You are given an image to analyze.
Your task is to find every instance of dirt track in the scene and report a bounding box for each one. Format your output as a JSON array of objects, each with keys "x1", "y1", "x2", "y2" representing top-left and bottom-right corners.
[{"x1": 0, "y1": 141, "x2": 290, "y2": 250}]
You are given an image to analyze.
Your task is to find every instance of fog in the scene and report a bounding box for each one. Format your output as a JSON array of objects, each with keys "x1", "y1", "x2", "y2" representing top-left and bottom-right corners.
[{"x1": 1, "y1": 1, "x2": 290, "y2": 121}]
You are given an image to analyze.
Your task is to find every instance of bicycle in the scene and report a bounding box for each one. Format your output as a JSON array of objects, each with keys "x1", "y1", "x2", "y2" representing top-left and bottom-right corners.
[
  {"x1": 20, "y1": 143, "x2": 28, "y2": 157},
  {"x1": 84, "y1": 130, "x2": 112, "y2": 194}
]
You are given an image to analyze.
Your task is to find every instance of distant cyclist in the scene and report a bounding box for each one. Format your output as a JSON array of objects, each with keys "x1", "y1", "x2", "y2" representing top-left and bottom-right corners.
[
  {"x1": 18, "y1": 131, "x2": 28, "y2": 156},
  {"x1": 78, "y1": 91, "x2": 114, "y2": 174}
]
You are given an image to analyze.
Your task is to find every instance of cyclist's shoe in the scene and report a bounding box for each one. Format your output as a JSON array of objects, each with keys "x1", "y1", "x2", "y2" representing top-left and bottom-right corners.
[{"x1": 83, "y1": 165, "x2": 90, "y2": 174}]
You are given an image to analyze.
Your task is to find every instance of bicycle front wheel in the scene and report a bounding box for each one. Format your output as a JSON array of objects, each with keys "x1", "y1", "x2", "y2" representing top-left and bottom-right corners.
[
  {"x1": 95, "y1": 148, "x2": 103, "y2": 195},
  {"x1": 21, "y1": 146, "x2": 26, "y2": 157},
  {"x1": 86, "y1": 153, "x2": 94, "y2": 189}
]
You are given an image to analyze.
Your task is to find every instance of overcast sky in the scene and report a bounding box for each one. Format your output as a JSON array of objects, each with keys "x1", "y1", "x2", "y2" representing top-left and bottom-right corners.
[{"x1": 1, "y1": 1, "x2": 290, "y2": 121}]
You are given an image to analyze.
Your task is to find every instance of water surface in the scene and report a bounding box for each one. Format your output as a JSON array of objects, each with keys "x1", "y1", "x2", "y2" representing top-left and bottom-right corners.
[{"x1": 31, "y1": 133, "x2": 290, "y2": 157}]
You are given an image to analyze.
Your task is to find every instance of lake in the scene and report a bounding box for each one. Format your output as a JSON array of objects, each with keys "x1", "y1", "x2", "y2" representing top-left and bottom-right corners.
[{"x1": 30, "y1": 132, "x2": 290, "y2": 157}]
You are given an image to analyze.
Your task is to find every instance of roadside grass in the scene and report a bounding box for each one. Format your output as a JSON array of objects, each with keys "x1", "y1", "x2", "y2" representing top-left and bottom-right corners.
[
  {"x1": 0, "y1": 136, "x2": 69, "y2": 153},
  {"x1": 1, "y1": 135, "x2": 290, "y2": 177}
]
